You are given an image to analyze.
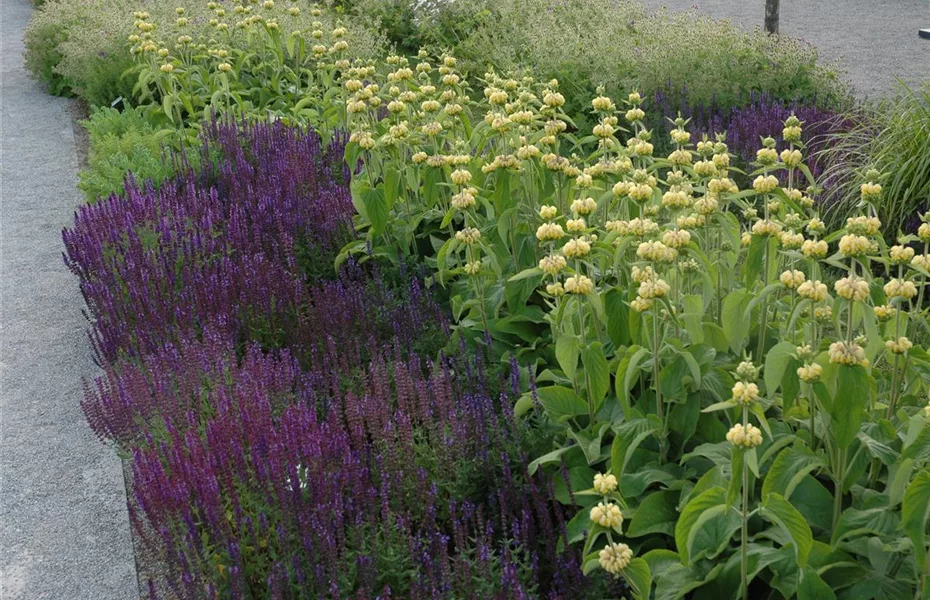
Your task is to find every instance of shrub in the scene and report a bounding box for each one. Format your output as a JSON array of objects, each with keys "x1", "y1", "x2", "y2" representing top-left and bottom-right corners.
[
  {"x1": 819, "y1": 84, "x2": 930, "y2": 236},
  {"x1": 25, "y1": 0, "x2": 386, "y2": 107},
  {"x1": 411, "y1": 0, "x2": 849, "y2": 118},
  {"x1": 78, "y1": 106, "x2": 190, "y2": 201}
]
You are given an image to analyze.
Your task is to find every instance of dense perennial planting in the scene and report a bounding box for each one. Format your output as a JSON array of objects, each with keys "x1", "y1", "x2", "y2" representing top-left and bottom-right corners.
[
  {"x1": 68, "y1": 119, "x2": 601, "y2": 598},
  {"x1": 64, "y1": 119, "x2": 352, "y2": 362},
  {"x1": 53, "y1": 1, "x2": 930, "y2": 599}
]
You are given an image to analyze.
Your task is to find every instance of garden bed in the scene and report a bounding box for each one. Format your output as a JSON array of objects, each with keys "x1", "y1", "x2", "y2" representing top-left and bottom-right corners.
[{"x1": 23, "y1": 0, "x2": 930, "y2": 598}]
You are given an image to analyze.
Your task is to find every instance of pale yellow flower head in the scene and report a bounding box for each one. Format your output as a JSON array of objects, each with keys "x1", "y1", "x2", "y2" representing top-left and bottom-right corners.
[
  {"x1": 884, "y1": 278, "x2": 918, "y2": 300},
  {"x1": 727, "y1": 423, "x2": 763, "y2": 448},
  {"x1": 564, "y1": 274, "x2": 595, "y2": 295},
  {"x1": 890, "y1": 245, "x2": 915, "y2": 264},
  {"x1": 885, "y1": 337, "x2": 913, "y2": 355},
  {"x1": 599, "y1": 542, "x2": 633, "y2": 575},
  {"x1": 539, "y1": 255, "x2": 567, "y2": 275},
  {"x1": 780, "y1": 269, "x2": 806, "y2": 290},
  {"x1": 834, "y1": 276, "x2": 870, "y2": 302},
  {"x1": 731, "y1": 381, "x2": 760, "y2": 405},
  {"x1": 838, "y1": 234, "x2": 871, "y2": 257},
  {"x1": 590, "y1": 502, "x2": 623, "y2": 529},
  {"x1": 593, "y1": 473, "x2": 618, "y2": 495},
  {"x1": 797, "y1": 363, "x2": 823, "y2": 382},
  {"x1": 539, "y1": 205, "x2": 558, "y2": 220},
  {"x1": 797, "y1": 280, "x2": 828, "y2": 302},
  {"x1": 562, "y1": 238, "x2": 591, "y2": 259},
  {"x1": 829, "y1": 341, "x2": 869, "y2": 367}
]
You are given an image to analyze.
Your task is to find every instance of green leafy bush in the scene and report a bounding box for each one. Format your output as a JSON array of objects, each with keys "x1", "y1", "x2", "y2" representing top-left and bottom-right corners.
[
  {"x1": 367, "y1": 0, "x2": 849, "y2": 120},
  {"x1": 25, "y1": 0, "x2": 386, "y2": 108},
  {"x1": 78, "y1": 106, "x2": 189, "y2": 201}
]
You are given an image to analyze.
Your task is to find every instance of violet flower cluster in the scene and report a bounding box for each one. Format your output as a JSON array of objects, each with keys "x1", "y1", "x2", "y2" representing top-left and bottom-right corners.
[
  {"x1": 126, "y1": 342, "x2": 587, "y2": 599},
  {"x1": 63, "y1": 119, "x2": 353, "y2": 363}
]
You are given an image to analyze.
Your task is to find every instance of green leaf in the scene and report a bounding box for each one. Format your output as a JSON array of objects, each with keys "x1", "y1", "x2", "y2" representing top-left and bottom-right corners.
[
  {"x1": 605, "y1": 287, "x2": 632, "y2": 347},
  {"x1": 509, "y1": 267, "x2": 544, "y2": 282},
  {"x1": 383, "y1": 165, "x2": 399, "y2": 210},
  {"x1": 569, "y1": 423, "x2": 610, "y2": 465},
  {"x1": 622, "y1": 558, "x2": 652, "y2": 600},
  {"x1": 886, "y1": 458, "x2": 914, "y2": 508},
  {"x1": 675, "y1": 487, "x2": 726, "y2": 566},
  {"x1": 555, "y1": 334, "x2": 580, "y2": 380},
  {"x1": 742, "y1": 234, "x2": 767, "y2": 287},
  {"x1": 727, "y1": 448, "x2": 744, "y2": 508},
  {"x1": 902, "y1": 470, "x2": 930, "y2": 573},
  {"x1": 831, "y1": 507, "x2": 899, "y2": 545},
  {"x1": 627, "y1": 490, "x2": 679, "y2": 537},
  {"x1": 721, "y1": 289, "x2": 752, "y2": 353},
  {"x1": 681, "y1": 294, "x2": 705, "y2": 344},
  {"x1": 362, "y1": 187, "x2": 388, "y2": 235},
  {"x1": 578, "y1": 344, "x2": 609, "y2": 410},
  {"x1": 610, "y1": 416, "x2": 662, "y2": 479},
  {"x1": 527, "y1": 446, "x2": 572, "y2": 475},
  {"x1": 536, "y1": 385, "x2": 588, "y2": 420},
  {"x1": 830, "y1": 364, "x2": 871, "y2": 450},
  {"x1": 616, "y1": 345, "x2": 649, "y2": 413},
  {"x1": 654, "y1": 562, "x2": 724, "y2": 600},
  {"x1": 513, "y1": 393, "x2": 535, "y2": 418},
  {"x1": 798, "y1": 566, "x2": 837, "y2": 600},
  {"x1": 764, "y1": 341, "x2": 798, "y2": 394},
  {"x1": 762, "y1": 446, "x2": 826, "y2": 501},
  {"x1": 761, "y1": 492, "x2": 813, "y2": 567}
]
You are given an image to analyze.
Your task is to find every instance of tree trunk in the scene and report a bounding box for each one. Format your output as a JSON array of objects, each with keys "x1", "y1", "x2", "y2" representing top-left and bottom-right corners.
[{"x1": 765, "y1": 0, "x2": 780, "y2": 34}]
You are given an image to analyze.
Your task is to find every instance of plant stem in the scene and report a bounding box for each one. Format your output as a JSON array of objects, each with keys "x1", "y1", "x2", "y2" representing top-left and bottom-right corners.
[
  {"x1": 741, "y1": 449, "x2": 749, "y2": 600},
  {"x1": 653, "y1": 310, "x2": 666, "y2": 462},
  {"x1": 832, "y1": 447, "x2": 846, "y2": 533}
]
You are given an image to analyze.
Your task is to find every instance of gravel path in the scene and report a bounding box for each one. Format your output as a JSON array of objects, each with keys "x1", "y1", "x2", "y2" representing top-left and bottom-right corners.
[
  {"x1": 0, "y1": 0, "x2": 139, "y2": 598},
  {"x1": 638, "y1": 0, "x2": 930, "y2": 98}
]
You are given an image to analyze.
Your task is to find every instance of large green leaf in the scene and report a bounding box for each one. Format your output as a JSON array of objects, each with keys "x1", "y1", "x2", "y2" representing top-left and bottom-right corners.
[
  {"x1": 383, "y1": 165, "x2": 400, "y2": 211},
  {"x1": 536, "y1": 385, "x2": 589, "y2": 420},
  {"x1": 764, "y1": 341, "x2": 798, "y2": 394},
  {"x1": 675, "y1": 487, "x2": 726, "y2": 566},
  {"x1": 681, "y1": 294, "x2": 705, "y2": 345},
  {"x1": 616, "y1": 345, "x2": 649, "y2": 413},
  {"x1": 627, "y1": 490, "x2": 679, "y2": 537},
  {"x1": 623, "y1": 558, "x2": 652, "y2": 600},
  {"x1": 798, "y1": 566, "x2": 837, "y2": 600},
  {"x1": 555, "y1": 333, "x2": 580, "y2": 380},
  {"x1": 721, "y1": 289, "x2": 751, "y2": 353},
  {"x1": 569, "y1": 423, "x2": 610, "y2": 465},
  {"x1": 361, "y1": 187, "x2": 388, "y2": 235},
  {"x1": 902, "y1": 470, "x2": 930, "y2": 573},
  {"x1": 610, "y1": 416, "x2": 662, "y2": 479},
  {"x1": 654, "y1": 562, "x2": 724, "y2": 600},
  {"x1": 605, "y1": 287, "x2": 632, "y2": 347},
  {"x1": 831, "y1": 507, "x2": 899, "y2": 545},
  {"x1": 582, "y1": 342, "x2": 610, "y2": 407},
  {"x1": 761, "y1": 492, "x2": 813, "y2": 568},
  {"x1": 830, "y1": 364, "x2": 871, "y2": 450},
  {"x1": 762, "y1": 446, "x2": 826, "y2": 501}
]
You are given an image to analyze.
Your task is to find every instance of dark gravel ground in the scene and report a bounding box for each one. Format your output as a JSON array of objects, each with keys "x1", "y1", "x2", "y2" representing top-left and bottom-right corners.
[
  {"x1": 638, "y1": 0, "x2": 930, "y2": 98},
  {"x1": 0, "y1": 0, "x2": 139, "y2": 597}
]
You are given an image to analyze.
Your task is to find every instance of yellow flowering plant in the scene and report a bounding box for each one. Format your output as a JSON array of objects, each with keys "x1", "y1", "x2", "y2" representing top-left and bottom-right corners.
[{"x1": 335, "y1": 54, "x2": 930, "y2": 598}]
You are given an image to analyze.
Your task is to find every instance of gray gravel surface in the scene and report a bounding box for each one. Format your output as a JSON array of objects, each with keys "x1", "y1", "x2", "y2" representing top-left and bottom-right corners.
[
  {"x1": 638, "y1": 0, "x2": 930, "y2": 98},
  {"x1": 0, "y1": 0, "x2": 139, "y2": 598}
]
